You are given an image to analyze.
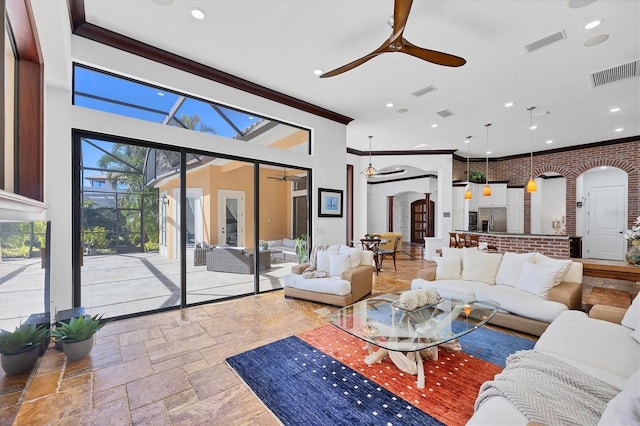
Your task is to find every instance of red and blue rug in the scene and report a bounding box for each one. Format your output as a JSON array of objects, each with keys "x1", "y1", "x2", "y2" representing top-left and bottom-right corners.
[{"x1": 226, "y1": 323, "x2": 535, "y2": 425}]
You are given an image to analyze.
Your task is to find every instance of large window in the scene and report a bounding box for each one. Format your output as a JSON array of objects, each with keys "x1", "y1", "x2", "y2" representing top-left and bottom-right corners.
[{"x1": 73, "y1": 64, "x2": 310, "y2": 153}]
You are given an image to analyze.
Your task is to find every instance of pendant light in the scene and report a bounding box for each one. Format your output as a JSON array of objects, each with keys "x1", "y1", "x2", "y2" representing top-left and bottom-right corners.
[
  {"x1": 483, "y1": 124, "x2": 492, "y2": 197},
  {"x1": 526, "y1": 106, "x2": 537, "y2": 192},
  {"x1": 362, "y1": 135, "x2": 377, "y2": 177},
  {"x1": 464, "y1": 136, "x2": 472, "y2": 200}
]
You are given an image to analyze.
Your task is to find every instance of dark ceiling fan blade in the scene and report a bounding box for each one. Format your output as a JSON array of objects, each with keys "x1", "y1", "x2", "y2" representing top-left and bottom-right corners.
[
  {"x1": 392, "y1": 0, "x2": 413, "y2": 36},
  {"x1": 320, "y1": 50, "x2": 386, "y2": 78},
  {"x1": 401, "y1": 40, "x2": 466, "y2": 67}
]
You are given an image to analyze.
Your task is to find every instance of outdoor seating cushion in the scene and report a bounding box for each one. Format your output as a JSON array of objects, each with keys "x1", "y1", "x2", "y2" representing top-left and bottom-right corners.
[
  {"x1": 283, "y1": 274, "x2": 351, "y2": 296},
  {"x1": 475, "y1": 285, "x2": 568, "y2": 323}
]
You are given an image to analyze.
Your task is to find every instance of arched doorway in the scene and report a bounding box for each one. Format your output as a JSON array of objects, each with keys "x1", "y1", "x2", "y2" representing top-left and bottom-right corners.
[{"x1": 577, "y1": 167, "x2": 627, "y2": 260}]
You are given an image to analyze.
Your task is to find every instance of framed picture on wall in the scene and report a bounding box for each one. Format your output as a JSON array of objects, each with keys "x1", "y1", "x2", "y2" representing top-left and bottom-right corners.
[{"x1": 318, "y1": 188, "x2": 343, "y2": 217}]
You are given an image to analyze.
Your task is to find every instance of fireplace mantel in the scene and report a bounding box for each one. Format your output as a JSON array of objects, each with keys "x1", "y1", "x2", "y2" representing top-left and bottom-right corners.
[{"x1": 0, "y1": 189, "x2": 48, "y2": 221}]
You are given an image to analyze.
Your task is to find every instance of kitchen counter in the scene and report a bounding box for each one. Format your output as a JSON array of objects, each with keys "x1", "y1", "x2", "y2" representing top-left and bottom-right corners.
[
  {"x1": 456, "y1": 231, "x2": 570, "y2": 239},
  {"x1": 454, "y1": 231, "x2": 570, "y2": 258}
]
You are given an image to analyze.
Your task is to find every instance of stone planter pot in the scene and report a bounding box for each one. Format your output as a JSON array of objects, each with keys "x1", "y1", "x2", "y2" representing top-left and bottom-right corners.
[
  {"x1": 625, "y1": 241, "x2": 640, "y2": 266},
  {"x1": 62, "y1": 335, "x2": 94, "y2": 361},
  {"x1": 1, "y1": 345, "x2": 40, "y2": 375}
]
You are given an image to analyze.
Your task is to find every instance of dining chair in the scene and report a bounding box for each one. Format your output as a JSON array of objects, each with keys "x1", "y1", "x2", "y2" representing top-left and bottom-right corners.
[
  {"x1": 360, "y1": 238, "x2": 382, "y2": 274},
  {"x1": 379, "y1": 235, "x2": 401, "y2": 271},
  {"x1": 449, "y1": 232, "x2": 458, "y2": 248},
  {"x1": 457, "y1": 233, "x2": 468, "y2": 248},
  {"x1": 468, "y1": 234, "x2": 479, "y2": 247}
]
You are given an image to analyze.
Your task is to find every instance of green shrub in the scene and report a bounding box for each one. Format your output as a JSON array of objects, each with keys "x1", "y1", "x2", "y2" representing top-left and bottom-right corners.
[
  {"x1": 0, "y1": 245, "x2": 29, "y2": 258},
  {"x1": 83, "y1": 226, "x2": 109, "y2": 249},
  {"x1": 50, "y1": 315, "x2": 107, "y2": 343},
  {"x1": 144, "y1": 241, "x2": 159, "y2": 252}
]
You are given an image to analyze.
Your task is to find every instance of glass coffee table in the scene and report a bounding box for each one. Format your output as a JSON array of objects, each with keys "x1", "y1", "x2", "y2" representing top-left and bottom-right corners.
[{"x1": 328, "y1": 290, "x2": 499, "y2": 389}]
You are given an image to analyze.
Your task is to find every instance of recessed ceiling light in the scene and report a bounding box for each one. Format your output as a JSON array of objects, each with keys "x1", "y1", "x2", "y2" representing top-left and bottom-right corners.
[
  {"x1": 386, "y1": 102, "x2": 394, "y2": 108},
  {"x1": 191, "y1": 8, "x2": 205, "y2": 20},
  {"x1": 486, "y1": 151, "x2": 492, "y2": 155},
  {"x1": 414, "y1": 143, "x2": 428, "y2": 149},
  {"x1": 615, "y1": 128, "x2": 624, "y2": 132},
  {"x1": 584, "y1": 34, "x2": 609, "y2": 47},
  {"x1": 397, "y1": 108, "x2": 408, "y2": 114},
  {"x1": 546, "y1": 140, "x2": 553, "y2": 144},
  {"x1": 313, "y1": 69, "x2": 323, "y2": 76},
  {"x1": 504, "y1": 102, "x2": 514, "y2": 108},
  {"x1": 530, "y1": 125, "x2": 537, "y2": 130},
  {"x1": 600, "y1": 166, "x2": 607, "y2": 170},
  {"x1": 431, "y1": 124, "x2": 438, "y2": 128},
  {"x1": 610, "y1": 107, "x2": 621, "y2": 113},
  {"x1": 464, "y1": 139, "x2": 470, "y2": 144},
  {"x1": 585, "y1": 20, "x2": 602, "y2": 30}
]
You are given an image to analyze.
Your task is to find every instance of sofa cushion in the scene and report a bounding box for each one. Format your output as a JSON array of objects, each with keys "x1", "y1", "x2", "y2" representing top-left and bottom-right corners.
[
  {"x1": 282, "y1": 238, "x2": 297, "y2": 248},
  {"x1": 339, "y1": 246, "x2": 364, "y2": 268},
  {"x1": 462, "y1": 248, "x2": 503, "y2": 285},
  {"x1": 433, "y1": 256, "x2": 461, "y2": 280},
  {"x1": 516, "y1": 261, "x2": 559, "y2": 298},
  {"x1": 535, "y1": 310, "x2": 640, "y2": 385},
  {"x1": 495, "y1": 252, "x2": 536, "y2": 287},
  {"x1": 283, "y1": 273, "x2": 351, "y2": 296},
  {"x1": 622, "y1": 293, "x2": 639, "y2": 330},
  {"x1": 411, "y1": 277, "x2": 489, "y2": 298},
  {"x1": 598, "y1": 368, "x2": 640, "y2": 426},
  {"x1": 476, "y1": 285, "x2": 568, "y2": 323},
  {"x1": 534, "y1": 253, "x2": 572, "y2": 285},
  {"x1": 316, "y1": 250, "x2": 330, "y2": 273},
  {"x1": 329, "y1": 254, "x2": 351, "y2": 276}
]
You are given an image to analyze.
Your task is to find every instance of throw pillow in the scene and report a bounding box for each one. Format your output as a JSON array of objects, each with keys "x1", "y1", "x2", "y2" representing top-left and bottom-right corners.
[
  {"x1": 631, "y1": 328, "x2": 640, "y2": 344},
  {"x1": 329, "y1": 254, "x2": 351, "y2": 276},
  {"x1": 534, "y1": 253, "x2": 572, "y2": 286},
  {"x1": 308, "y1": 244, "x2": 328, "y2": 269},
  {"x1": 316, "y1": 250, "x2": 331, "y2": 274},
  {"x1": 516, "y1": 261, "x2": 558, "y2": 298},
  {"x1": 339, "y1": 246, "x2": 363, "y2": 268},
  {"x1": 461, "y1": 248, "x2": 503, "y2": 285},
  {"x1": 621, "y1": 293, "x2": 639, "y2": 331},
  {"x1": 433, "y1": 256, "x2": 461, "y2": 280},
  {"x1": 598, "y1": 368, "x2": 640, "y2": 425},
  {"x1": 495, "y1": 252, "x2": 536, "y2": 287}
]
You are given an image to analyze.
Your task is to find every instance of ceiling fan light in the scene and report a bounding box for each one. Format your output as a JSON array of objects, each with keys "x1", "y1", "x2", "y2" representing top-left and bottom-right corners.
[
  {"x1": 527, "y1": 179, "x2": 537, "y2": 192},
  {"x1": 464, "y1": 189, "x2": 472, "y2": 200},
  {"x1": 483, "y1": 184, "x2": 492, "y2": 197}
]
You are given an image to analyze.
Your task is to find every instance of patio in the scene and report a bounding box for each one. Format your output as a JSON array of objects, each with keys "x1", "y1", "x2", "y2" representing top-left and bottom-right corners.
[{"x1": 0, "y1": 251, "x2": 295, "y2": 330}]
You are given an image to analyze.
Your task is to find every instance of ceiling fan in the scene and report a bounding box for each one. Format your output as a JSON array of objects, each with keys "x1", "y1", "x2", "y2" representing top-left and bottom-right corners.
[
  {"x1": 320, "y1": 0, "x2": 466, "y2": 78},
  {"x1": 268, "y1": 169, "x2": 303, "y2": 182}
]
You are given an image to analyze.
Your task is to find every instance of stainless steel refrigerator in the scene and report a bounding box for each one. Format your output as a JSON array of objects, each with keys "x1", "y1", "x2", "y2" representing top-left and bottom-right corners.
[{"x1": 478, "y1": 207, "x2": 507, "y2": 233}]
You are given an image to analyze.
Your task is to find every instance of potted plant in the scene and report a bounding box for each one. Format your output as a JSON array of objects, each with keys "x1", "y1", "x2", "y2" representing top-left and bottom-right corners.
[
  {"x1": 469, "y1": 170, "x2": 485, "y2": 183},
  {"x1": 50, "y1": 314, "x2": 106, "y2": 360},
  {"x1": 0, "y1": 324, "x2": 49, "y2": 375}
]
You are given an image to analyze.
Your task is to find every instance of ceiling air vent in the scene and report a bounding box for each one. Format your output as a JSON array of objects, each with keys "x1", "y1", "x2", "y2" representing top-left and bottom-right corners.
[
  {"x1": 436, "y1": 109, "x2": 455, "y2": 118},
  {"x1": 411, "y1": 85, "x2": 437, "y2": 97},
  {"x1": 590, "y1": 60, "x2": 640, "y2": 87},
  {"x1": 525, "y1": 30, "x2": 566, "y2": 53}
]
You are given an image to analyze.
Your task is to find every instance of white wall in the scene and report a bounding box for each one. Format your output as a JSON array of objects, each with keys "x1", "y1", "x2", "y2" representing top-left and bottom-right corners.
[
  {"x1": 530, "y1": 177, "x2": 566, "y2": 234},
  {"x1": 42, "y1": 32, "x2": 348, "y2": 310}
]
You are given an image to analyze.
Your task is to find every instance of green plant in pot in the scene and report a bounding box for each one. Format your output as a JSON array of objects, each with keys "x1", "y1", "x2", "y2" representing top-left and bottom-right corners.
[
  {"x1": 0, "y1": 324, "x2": 49, "y2": 375},
  {"x1": 50, "y1": 314, "x2": 106, "y2": 361}
]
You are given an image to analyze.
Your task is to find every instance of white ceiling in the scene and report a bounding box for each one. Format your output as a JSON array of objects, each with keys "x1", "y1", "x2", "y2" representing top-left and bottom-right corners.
[{"x1": 52, "y1": 0, "x2": 640, "y2": 158}]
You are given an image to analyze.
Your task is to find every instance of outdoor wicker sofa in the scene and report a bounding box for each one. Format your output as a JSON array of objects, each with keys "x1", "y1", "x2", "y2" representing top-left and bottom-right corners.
[{"x1": 205, "y1": 247, "x2": 271, "y2": 274}]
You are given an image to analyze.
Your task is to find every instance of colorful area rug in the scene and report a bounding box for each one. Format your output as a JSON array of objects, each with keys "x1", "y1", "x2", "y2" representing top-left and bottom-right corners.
[{"x1": 226, "y1": 324, "x2": 535, "y2": 426}]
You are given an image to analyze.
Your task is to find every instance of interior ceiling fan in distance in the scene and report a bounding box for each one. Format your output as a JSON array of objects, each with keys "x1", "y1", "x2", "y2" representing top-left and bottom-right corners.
[
  {"x1": 268, "y1": 168, "x2": 303, "y2": 182},
  {"x1": 320, "y1": 0, "x2": 466, "y2": 78}
]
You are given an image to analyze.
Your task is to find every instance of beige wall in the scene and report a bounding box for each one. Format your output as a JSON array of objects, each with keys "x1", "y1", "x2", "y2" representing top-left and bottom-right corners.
[{"x1": 159, "y1": 162, "x2": 304, "y2": 257}]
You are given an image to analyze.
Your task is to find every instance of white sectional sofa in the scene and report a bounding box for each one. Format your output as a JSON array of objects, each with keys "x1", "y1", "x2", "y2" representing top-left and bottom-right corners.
[
  {"x1": 411, "y1": 247, "x2": 583, "y2": 336},
  {"x1": 468, "y1": 294, "x2": 640, "y2": 425}
]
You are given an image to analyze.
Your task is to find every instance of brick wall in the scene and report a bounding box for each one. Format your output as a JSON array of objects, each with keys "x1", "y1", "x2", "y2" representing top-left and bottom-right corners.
[
  {"x1": 477, "y1": 234, "x2": 570, "y2": 258},
  {"x1": 454, "y1": 138, "x2": 640, "y2": 236}
]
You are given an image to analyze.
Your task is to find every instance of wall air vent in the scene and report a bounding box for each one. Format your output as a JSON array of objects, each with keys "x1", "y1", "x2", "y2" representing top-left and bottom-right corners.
[
  {"x1": 436, "y1": 109, "x2": 455, "y2": 118},
  {"x1": 590, "y1": 60, "x2": 640, "y2": 87},
  {"x1": 525, "y1": 30, "x2": 566, "y2": 53},
  {"x1": 411, "y1": 85, "x2": 437, "y2": 97}
]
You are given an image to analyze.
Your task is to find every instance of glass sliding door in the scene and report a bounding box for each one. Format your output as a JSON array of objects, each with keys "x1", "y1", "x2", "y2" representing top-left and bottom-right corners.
[
  {"x1": 77, "y1": 136, "x2": 181, "y2": 318},
  {"x1": 257, "y1": 165, "x2": 309, "y2": 292},
  {"x1": 185, "y1": 155, "x2": 256, "y2": 304}
]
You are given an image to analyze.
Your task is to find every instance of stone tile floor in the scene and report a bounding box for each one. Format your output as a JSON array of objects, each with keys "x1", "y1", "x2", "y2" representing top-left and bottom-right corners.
[{"x1": 1, "y1": 245, "x2": 637, "y2": 425}]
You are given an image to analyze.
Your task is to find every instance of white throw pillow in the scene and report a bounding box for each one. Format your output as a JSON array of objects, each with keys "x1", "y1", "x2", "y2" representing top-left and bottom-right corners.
[
  {"x1": 534, "y1": 253, "x2": 572, "y2": 286},
  {"x1": 329, "y1": 254, "x2": 351, "y2": 276},
  {"x1": 621, "y1": 293, "x2": 639, "y2": 331},
  {"x1": 339, "y1": 246, "x2": 363, "y2": 268},
  {"x1": 316, "y1": 250, "x2": 330, "y2": 273},
  {"x1": 516, "y1": 261, "x2": 558, "y2": 298},
  {"x1": 461, "y1": 248, "x2": 503, "y2": 285},
  {"x1": 598, "y1": 369, "x2": 640, "y2": 425},
  {"x1": 433, "y1": 256, "x2": 461, "y2": 280},
  {"x1": 631, "y1": 328, "x2": 640, "y2": 344},
  {"x1": 495, "y1": 252, "x2": 536, "y2": 287}
]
